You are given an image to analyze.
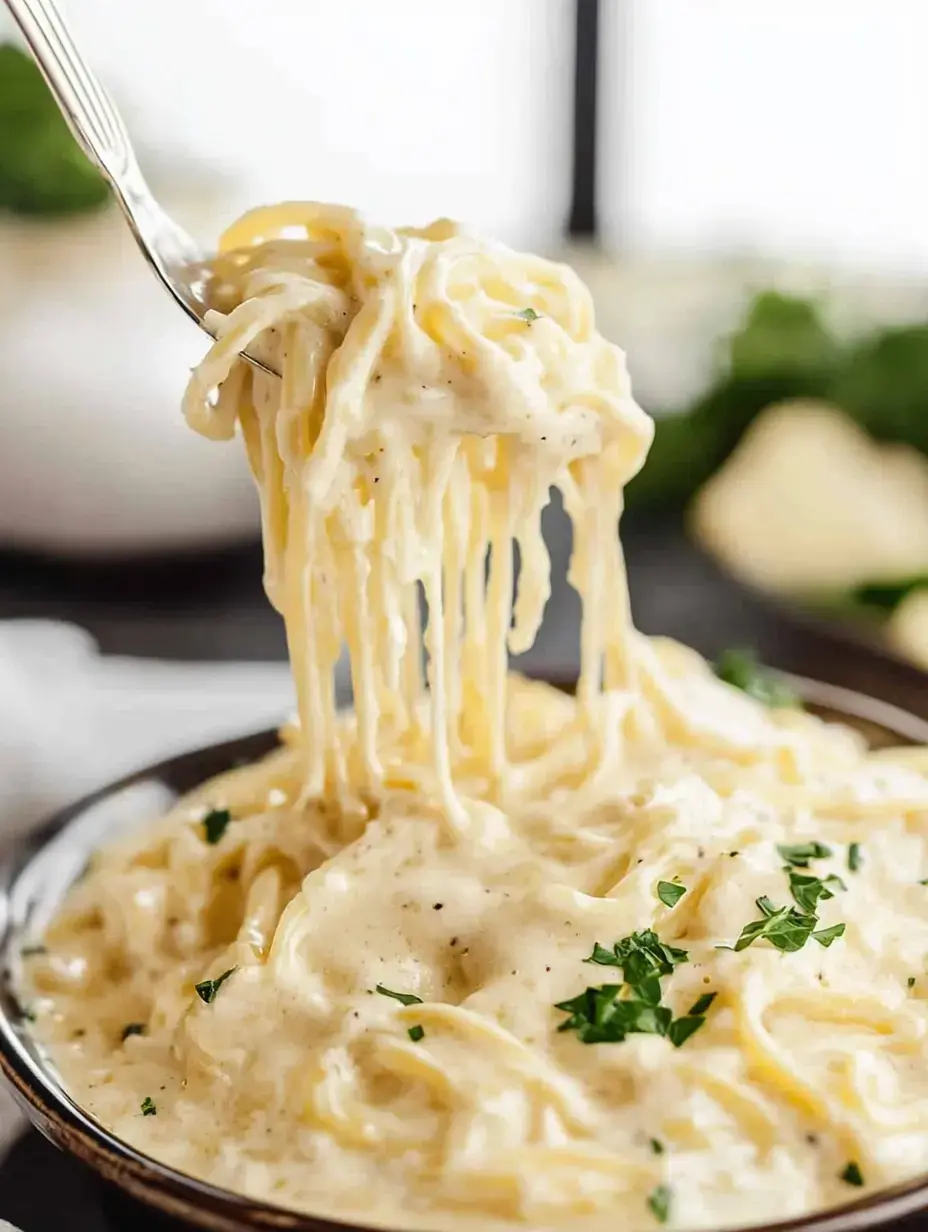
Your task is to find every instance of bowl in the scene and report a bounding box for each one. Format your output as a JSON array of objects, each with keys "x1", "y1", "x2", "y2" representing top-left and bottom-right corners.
[{"x1": 3, "y1": 679, "x2": 928, "y2": 1232}]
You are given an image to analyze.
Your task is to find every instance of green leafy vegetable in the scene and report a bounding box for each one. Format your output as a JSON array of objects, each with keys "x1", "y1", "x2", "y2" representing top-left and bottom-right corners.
[
  {"x1": 729, "y1": 292, "x2": 841, "y2": 386},
  {"x1": 840, "y1": 1161, "x2": 864, "y2": 1187},
  {"x1": 848, "y1": 575, "x2": 928, "y2": 614},
  {"x1": 0, "y1": 44, "x2": 109, "y2": 216},
  {"x1": 555, "y1": 985, "x2": 672, "y2": 1044},
  {"x1": 812, "y1": 922, "x2": 846, "y2": 948},
  {"x1": 908, "y1": 977, "x2": 917, "y2": 989},
  {"x1": 585, "y1": 930, "x2": 689, "y2": 976},
  {"x1": 194, "y1": 967, "x2": 236, "y2": 1004},
  {"x1": 657, "y1": 880, "x2": 687, "y2": 908},
  {"x1": 647, "y1": 1183, "x2": 672, "y2": 1224},
  {"x1": 141, "y1": 1096, "x2": 157, "y2": 1116},
  {"x1": 728, "y1": 897, "x2": 819, "y2": 953},
  {"x1": 713, "y1": 649, "x2": 800, "y2": 709},
  {"x1": 786, "y1": 870, "x2": 846, "y2": 915},
  {"x1": 20, "y1": 945, "x2": 47, "y2": 958},
  {"x1": 667, "y1": 1014, "x2": 708, "y2": 1048},
  {"x1": 628, "y1": 291, "x2": 840, "y2": 514},
  {"x1": 201, "y1": 807, "x2": 232, "y2": 845},
  {"x1": 687, "y1": 992, "x2": 717, "y2": 1016},
  {"x1": 830, "y1": 324, "x2": 928, "y2": 456},
  {"x1": 650, "y1": 1137, "x2": 664, "y2": 1155},
  {"x1": 561, "y1": 931, "x2": 709, "y2": 1047},
  {"x1": 121, "y1": 1022, "x2": 146, "y2": 1041},
  {"x1": 777, "y1": 842, "x2": 832, "y2": 868},
  {"x1": 515, "y1": 307, "x2": 540, "y2": 321},
  {"x1": 847, "y1": 843, "x2": 863, "y2": 873},
  {"x1": 407, "y1": 1025, "x2": 425, "y2": 1042},
  {"x1": 375, "y1": 984, "x2": 423, "y2": 1007}
]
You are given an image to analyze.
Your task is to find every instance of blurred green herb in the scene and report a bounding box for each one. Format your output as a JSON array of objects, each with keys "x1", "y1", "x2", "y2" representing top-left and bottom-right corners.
[
  {"x1": 0, "y1": 43, "x2": 109, "y2": 217},
  {"x1": 627, "y1": 292, "x2": 840, "y2": 512},
  {"x1": 847, "y1": 575, "x2": 928, "y2": 613},
  {"x1": 713, "y1": 648, "x2": 800, "y2": 709},
  {"x1": 201, "y1": 807, "x2": 232, "y2": 845},
  {"x1": 647, "y1": 1184, "x2": 672, "y2": 1224}
]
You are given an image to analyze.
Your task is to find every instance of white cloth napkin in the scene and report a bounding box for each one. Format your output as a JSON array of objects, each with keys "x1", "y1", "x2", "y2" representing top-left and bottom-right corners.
[{"x1": 0, "y1": 619, "x2": 302, "y2": 1157}]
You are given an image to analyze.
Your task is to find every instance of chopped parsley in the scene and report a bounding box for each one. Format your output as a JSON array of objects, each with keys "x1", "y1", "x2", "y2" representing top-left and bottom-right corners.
[
  {"x1": 727, "y1": 897, "x2": 818, "y2": 953},
  {"x1": 649, "y1": 1137, "x2": 665, "y2": 1155},
  {"x1": 559, "y1": 931, "x2": 710, "y2": 1048},
  {"x1": 713, "y1": 648, "x2": 800, "y2": 709},
  {"x1": 585, "y1": 930, "x2": 688, "y2": 980},
  {"x1": 407, "y1": 1025, "x2": 425, "y2": 1042},
  {"x1": 777, "y1": 842, "x2": 832, "y2": 868},
  {"x1": 194, "y1": 967, "x2": 236, "y2": 1004},
  {"x1": 375, "y1": 984, "x2": 423, "y2": 1007},
  {"x1": 20, "y1": 945, "x2": 47, "y2": 958},
  {"x1": 848, "y1": 842, "x2": 863, "y2": 873},
  {"x1": 840, "y1": 1161, "x2": 864, "y2": 1187},
  {"x1": 201, "y1": 807, "x2": 232, "y2": 845},
  {"x1": 515, "y1": 307, "x2": 540, "y2": 322},
  {"x1": 908, "y1": 977, "x2": 917, "y2": 989},
  {"x1": 725, "y1": 882, "x2": 846, "y2": 954},
  {"x1": 687, "y1": 991, "x2": 717, "y2": 1016},
  {"x1": 140, "y1": 1096, "x2": 157, "y2": 1116},
  {"x1": 657, "y1": 880, "x2": 687, "y2": 908},
  {"x1": 811, "y1": 922, "x2": 845, "y2": 948},
  {"x1": 667, "y1": 1014, "x2": 708, "y2": 1048},
  {"x1": 647, "y1": 1183, "x2": 672, "y2": 1224},
  {"x1": 786, "y1": 870, "x2": 846, "y2": 914},
  {"x1": 121, "y1": 1022, "x2": 146, "y2": 1041}
]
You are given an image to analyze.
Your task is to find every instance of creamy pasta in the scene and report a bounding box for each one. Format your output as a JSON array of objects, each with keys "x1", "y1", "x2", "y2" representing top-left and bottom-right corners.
[{"x1": 27, "y1": 204, "x2": 928, "y2": 1231}]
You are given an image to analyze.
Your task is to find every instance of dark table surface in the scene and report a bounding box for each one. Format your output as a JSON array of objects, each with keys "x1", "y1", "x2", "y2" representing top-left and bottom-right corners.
[{"x1": 0, "y1": 508, "x2": 925, "y2": 1231}]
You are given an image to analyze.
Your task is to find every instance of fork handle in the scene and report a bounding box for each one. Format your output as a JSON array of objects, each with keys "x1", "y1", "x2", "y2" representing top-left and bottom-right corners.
[{"x1": 4, "y1": 0, "x2": 140, "y2": 188}]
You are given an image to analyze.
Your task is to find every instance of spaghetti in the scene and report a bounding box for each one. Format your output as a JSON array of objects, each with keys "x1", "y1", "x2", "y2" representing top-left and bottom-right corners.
[{"x1": 27, "y1": 205, "x2": 928, "y2": 1231}]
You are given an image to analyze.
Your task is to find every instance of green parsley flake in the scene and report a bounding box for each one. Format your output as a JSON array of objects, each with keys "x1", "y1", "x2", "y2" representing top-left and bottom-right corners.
[
  {"x1": 121, "y1": 1022, "x2": 146, "y2": 1042},
  {"x1": 908, "y1": 977, "x2": 917, "y2": 989},
  {"x1": 667, "y1": 1015, "x2": 707, "y2": 1048},
  {"x1": 713, "y1": 648, "x2": 800, "y2": 709},
  {"x1": 811, "y1": 923, "x2": 846, "y2": 948},
  {"x1": 375, "y1": 984, "x2": 423, "y2": 1007},
  {"x1": 407, "y1": 1025, "x2": 425, "y2": 1042},
  {"x1": 515, "y1": 307, "x2": 540, "y2": 322},
  {"x1": 194, "y1": 967, "x2": 236, "y2": 1005},
  {"x1": 201, "y1": 807, "x2": 232, "y2": 845},
  {"x1": 141, "y1": 1096, "x2": 157, "y2": 1116},
  {"x1": 777, "y1": 842, "x2": 832, "y2": 868},
  {"x1": 848, "y1": 842, "x2": 862, "y2": 872},
  {"x1": 657, "y1": 880, "x2": 686, "y2": 908},
  {"x1": 647, "y1": 1183, "x2": 672, "y2": 1224},
  {"x1": 559, "y1": 931, "x2": 710, "y2": 1047},
  {"x1": 20, "y1": 945, "x2": 47, "y2": 958},
  {"x1": 840, "y1": 1161, "x2": 864, "y2": 1187},
  {"x1": 728, "y1": 897, "x2": 818, "y2": 953},
  {"x1": 687, "y1": 991, "x2": 717, "y2": 1016},
  {"x1": 787, "y1": 870, "x2": 846, "y2": 914},
  {"x1": 649, "y1": 1137, "x2": 665, "y2": 1155}
]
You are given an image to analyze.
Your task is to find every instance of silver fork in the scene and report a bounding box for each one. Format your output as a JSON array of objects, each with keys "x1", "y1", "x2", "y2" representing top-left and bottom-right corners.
[{"x1": 4, "y1": 0, "x2": 277, "y2": 377}]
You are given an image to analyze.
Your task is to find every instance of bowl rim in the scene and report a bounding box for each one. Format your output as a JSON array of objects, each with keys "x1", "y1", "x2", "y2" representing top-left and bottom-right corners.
[{"x1": 2, "y1": 676, "x2": 928, "y2": 1232}]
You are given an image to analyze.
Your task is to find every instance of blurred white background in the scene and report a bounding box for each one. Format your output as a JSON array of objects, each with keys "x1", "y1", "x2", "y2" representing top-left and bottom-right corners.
[{"x1": 602, "y1": 0, "x2": 928, "y2": 273}]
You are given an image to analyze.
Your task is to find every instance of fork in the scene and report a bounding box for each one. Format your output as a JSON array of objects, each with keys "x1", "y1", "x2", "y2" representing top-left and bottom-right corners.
[{"x1": 4, "y1": 0, "x2": 277, "y2": 377}]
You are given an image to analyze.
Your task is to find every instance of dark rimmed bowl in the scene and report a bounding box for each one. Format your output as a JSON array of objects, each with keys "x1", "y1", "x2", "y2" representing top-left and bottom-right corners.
[{"x1": 3, "y1": 679, "x2": 928, "y2": 1232}]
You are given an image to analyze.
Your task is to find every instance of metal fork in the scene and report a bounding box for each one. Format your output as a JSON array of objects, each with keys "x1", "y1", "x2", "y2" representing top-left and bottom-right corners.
[{"x1": 4, "y1": 0, "x2": 276, "y2": 377}]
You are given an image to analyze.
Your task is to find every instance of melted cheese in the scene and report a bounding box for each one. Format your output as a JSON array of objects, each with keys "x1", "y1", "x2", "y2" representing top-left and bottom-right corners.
[{"x1": 29, "y1": 204, "x2": 928, "y2": 1231}]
